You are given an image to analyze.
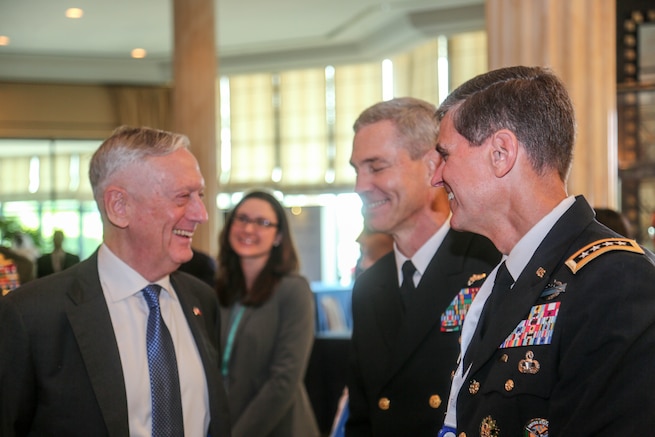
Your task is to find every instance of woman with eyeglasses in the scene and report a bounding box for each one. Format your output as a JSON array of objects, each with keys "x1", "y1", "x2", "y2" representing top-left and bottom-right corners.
[{"x1": 216, "y1": 190, "x2": 320, "y2": 437}]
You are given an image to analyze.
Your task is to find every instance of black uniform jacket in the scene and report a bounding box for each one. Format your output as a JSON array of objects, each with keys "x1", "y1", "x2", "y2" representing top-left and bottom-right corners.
[
  {"x1": 346, "y1": 229, "x2": 500, "y2": 437},
  {"x1": 0, "y1": 250, "x2": 231, "y2": 437},
  {"x1": 457, "y1": 196, "x2": 655, "y2": 437}
]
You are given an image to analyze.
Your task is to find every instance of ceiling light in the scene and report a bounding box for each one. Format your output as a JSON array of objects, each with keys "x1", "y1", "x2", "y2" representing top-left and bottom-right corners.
[
  {"x1": 131, "y1": 48, "x2": 147, "y2": 59},
  {"x1": 0, "y1": 36, "x2": 10, "y2": 46},
  {"x1": 65, "y1": 8, "x2": 84, "y2": 19}
]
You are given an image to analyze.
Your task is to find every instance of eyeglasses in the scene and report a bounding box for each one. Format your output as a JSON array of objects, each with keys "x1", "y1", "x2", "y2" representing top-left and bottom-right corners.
[{"x1": 234, "y1": 213, "x2": 278, "y2": 229}]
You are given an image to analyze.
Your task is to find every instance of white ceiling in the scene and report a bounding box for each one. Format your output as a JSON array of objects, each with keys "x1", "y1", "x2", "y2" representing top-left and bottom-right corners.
[{"x1": 0, "y1": 0, "x2": 484, "y2": 84}]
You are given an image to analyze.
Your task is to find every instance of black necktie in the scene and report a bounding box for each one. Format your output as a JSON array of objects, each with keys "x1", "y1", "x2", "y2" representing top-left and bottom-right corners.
[
  {"x1": 400, "y1": 260, "x2": 416, "y2": 309},
  {"x1": 463, "y1": 261, "x2": 513, "y2": 369},
  {"x1": 142, "y1": 284, "x2": 185, "y2": 436},
  {"x1": 479, "y1": 261, "x2": 514, "y2": 338}
]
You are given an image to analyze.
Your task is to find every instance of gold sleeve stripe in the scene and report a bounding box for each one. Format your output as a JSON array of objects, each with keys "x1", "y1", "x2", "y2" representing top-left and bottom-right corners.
[{"x1": 565, "y1": 238, "x2": 644, "y2": 274}]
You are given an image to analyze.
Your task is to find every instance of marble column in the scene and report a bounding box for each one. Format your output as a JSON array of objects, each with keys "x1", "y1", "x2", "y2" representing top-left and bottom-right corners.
[
  {"x1": 172, "y1": 0, "x2": 219, "y2": 256},
  {"x1": 486, "y1": 0, "x2": 617, "y2": 207}
]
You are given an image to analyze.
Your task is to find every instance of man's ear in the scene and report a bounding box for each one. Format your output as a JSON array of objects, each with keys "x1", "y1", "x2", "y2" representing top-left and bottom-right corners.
[
  {"x1": 490, "y1": 129, "x2": 518, "y2": 178},
  {"x1": 104, "y1": 186, "x2": 130, "y2": 229},
  {"x1": 423, "y1": 148, "x2": 441, "y2": 175}
]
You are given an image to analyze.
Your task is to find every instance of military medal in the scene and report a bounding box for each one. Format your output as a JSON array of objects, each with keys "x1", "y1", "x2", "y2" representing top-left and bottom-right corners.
[{"x1": 518, "y1": 350, "x2": 540, "y2": 374}]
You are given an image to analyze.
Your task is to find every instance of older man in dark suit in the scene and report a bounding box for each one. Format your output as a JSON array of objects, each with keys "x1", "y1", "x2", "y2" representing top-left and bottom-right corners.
[
  {"x1": 346, "y1": 98, "x2": 501, "y2": 436},
  {"x1": 0, "y1": 126, "x2": 231, "y2": 437}
]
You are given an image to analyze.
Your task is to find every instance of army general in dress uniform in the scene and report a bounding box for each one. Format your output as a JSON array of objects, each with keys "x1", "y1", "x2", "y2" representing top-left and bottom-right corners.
[{"x1": 432, "y1": 66, "x2": 655, "y2": 436}]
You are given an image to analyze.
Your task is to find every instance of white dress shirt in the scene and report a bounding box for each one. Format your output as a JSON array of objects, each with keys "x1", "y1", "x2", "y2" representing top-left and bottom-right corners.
[
  {"x1": 98, "y1": 244, "x2": 210, "y2": 437},
  {"x1": 394, "y1": 216, "x2": 452, "y2": 287}
]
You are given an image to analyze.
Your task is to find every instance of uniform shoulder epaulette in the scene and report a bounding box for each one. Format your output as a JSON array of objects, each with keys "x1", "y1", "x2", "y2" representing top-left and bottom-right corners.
[{"x1": 565, "y1": 238, "x2": 644, "y2": 274}]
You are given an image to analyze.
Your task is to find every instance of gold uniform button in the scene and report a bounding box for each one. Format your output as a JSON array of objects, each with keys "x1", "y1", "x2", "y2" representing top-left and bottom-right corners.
[
  {"x1": 505, "y1": 379, "x2": 515, "y2": 391},
  {"x1": 428, "y1": 394, "x2": 442, "y2": 409},
  {"x1": 469, "y1": 380, "x2": 480, "y2": 394},
  {"x1": 378, "y1": 397, "x2": 390, "y2": 410},
  {"x1": 459, "y1": 433, "x2": 467, "y2": 437},
  {"x1": 499, "y1": 353, "x2": 508, "y2": 362}
]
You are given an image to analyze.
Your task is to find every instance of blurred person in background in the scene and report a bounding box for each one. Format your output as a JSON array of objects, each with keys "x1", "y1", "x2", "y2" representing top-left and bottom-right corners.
[
  {"x1": 0, "y1": 246, "x2": 34, "y2": 293},
  {"x1": 36, "y1": 229, "x2": 80, "y2": 277},
  {"x1": 353, "y1": 228, "x2": 394, "y2": 279},
  {"x1": 216, "y1": 189, "x2": 319, "y2": 437},
  {"x1": 593, "y1": 207, "x2": 632, "y2": 238},
  {"x1": 178, "y1": 247, "x2": 218, "y2": 288}
]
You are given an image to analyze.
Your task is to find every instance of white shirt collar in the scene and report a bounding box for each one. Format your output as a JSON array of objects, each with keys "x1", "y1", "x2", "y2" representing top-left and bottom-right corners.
[
  {"x1": 394, "y1": 216, "x2": 451, "y2": 285},
  {"x1": 505, "y1": 196, "x2": 576, "y2": 280},
  {"x1": 98, "y1": 243, "x2": 176, "y2": 303}
]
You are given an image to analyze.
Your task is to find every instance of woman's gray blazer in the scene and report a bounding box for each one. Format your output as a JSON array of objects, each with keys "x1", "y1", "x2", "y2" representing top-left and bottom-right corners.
[{"x1": 220, "y1": 273, "x2": 320, "y2": 437}]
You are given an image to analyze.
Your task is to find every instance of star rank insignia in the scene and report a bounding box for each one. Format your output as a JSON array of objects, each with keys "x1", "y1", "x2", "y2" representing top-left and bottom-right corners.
[{"x1": 565, "y1": 238, "x2": 644, "y2": 273}]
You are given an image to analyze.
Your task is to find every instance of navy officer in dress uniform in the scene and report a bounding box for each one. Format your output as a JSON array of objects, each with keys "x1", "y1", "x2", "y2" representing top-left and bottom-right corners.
[
  {"x1": 346, "y1": 97, "x2": 500, "y2": 436},
  {"x1": 432, "y1": 65, "x2": 655, "y2": 436}
]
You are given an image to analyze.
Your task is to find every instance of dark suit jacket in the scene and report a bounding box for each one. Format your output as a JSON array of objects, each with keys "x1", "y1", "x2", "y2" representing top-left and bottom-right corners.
[
  {"x1": 0, "y1": 251, "x2": 231, "y2": 437},
  {"x1": 457, "y1": 196, "x2": 655, "y2": 436},
  {"x1": 346, "y1": 229, "x2": 501, "y2": 437},
  {"x1": 36, "y1": 251, "x2": 80, "y2": 277}
]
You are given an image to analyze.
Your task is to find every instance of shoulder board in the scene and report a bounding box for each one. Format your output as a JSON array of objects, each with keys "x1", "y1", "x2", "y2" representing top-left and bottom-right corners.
[{"x1": 565, "y1": 238, "x2": 644, "y2": 274}]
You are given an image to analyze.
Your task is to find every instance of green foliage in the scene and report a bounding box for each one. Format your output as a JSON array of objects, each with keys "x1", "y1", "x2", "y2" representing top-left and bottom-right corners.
[{"x1": 0, "y1": 217, "x2": 43, "y2": 250}]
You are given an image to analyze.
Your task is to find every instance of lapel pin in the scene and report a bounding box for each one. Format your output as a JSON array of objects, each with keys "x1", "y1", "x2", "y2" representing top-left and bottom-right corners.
[
  {"x1": 536, "y1": 267, "x2": 546, "y2": 278},
  {"x1": 193, "y1": 307, "x2": 202, "y2": 316}
]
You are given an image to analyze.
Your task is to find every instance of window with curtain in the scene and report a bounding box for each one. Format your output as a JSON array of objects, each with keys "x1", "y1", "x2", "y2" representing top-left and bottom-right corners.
[
  {"x1": 225, "y1": 73, "x2": 276, "y2": 187},
  {"x1": 449, "y1": 31, "x2": 488, "y2": 90},
  {"x1": 279, "y1": 69, "x2": 329, "y2": 186},
  {"x1": 391, "y1": 38, "x2": 440, "y2": 102}
]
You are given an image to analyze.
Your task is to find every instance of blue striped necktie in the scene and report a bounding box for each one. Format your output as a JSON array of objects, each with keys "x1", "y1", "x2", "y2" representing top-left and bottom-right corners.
[{"x1": 142, "y1": 284, "x2": 184, "y2": 436}]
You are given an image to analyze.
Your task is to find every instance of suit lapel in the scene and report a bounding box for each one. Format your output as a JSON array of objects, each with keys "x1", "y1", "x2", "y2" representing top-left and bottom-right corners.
[
  {"x1": 370, "y1": 254, "x2": 405, "y2": 352},
  {"x1": 468, "y1": 197, "x2": 594, "y2": 375},
  {"x1": 65, "y1": 253, "x2": 129, "y2": 436},
  {"x1": 173, "y1": 274, "x2": 220, "y2": 366},
  {"x1": 171, "y1": 273, "x2": 225, "y2": 436},
  {"x1": 385, "y1": 230, "x2": 472, "y2": 380}
]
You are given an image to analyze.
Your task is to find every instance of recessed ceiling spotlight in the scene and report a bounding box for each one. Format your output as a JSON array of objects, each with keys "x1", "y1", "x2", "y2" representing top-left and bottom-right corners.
[
  {"x1": 65, "y1": 8, "x2": 84, "y2": 19},
  {"x1": 131, "y1": 48, "x2": 147, "y2": 59},
  {"x1": 0, "y1": 35, "x2": 10, "y2": 46}
]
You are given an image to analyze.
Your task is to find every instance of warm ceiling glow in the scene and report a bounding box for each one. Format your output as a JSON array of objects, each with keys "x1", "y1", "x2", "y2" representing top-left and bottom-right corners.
[
  {"x1": 65, "y1": 8, "x2": 84, "y2": 19},
  {"x1": 131, "y1": 48, "x2": 147, "y2": 59},
  {"x1": 0, "y1": 36, "x2": 10, "y2": 46}
]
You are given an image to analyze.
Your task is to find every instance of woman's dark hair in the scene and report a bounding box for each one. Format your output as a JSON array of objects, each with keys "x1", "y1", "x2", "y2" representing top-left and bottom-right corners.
[{"x1": 216, "y1": 190, "x2": 300, "y2": 306}]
